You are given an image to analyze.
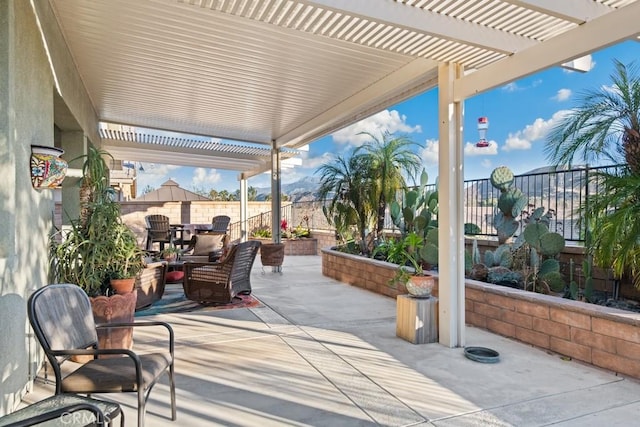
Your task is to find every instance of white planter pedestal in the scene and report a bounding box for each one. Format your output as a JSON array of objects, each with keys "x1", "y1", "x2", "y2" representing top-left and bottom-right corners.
[{"x1": 396, "y1": 295, "x2": 439, "y2": 344}]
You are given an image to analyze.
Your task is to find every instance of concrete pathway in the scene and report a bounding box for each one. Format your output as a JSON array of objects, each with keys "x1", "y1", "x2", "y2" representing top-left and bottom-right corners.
[{"x1": 24, "y1": 255, "x2": 640, "y2": 426}]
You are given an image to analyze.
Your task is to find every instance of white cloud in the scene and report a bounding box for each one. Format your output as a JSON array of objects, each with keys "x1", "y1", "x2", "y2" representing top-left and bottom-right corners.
[
  {"x1": 502, "y1": 82, "x2": 519, "y2": 92},
  {"x1": 301, "y1": 152, "x2": 334, "y2": 169},
  {"x1": 191, "y1": 167, "x2": 221, "y2": 186},
  {"x1": 419, "y1": 139, "x2": 439, "y2": 165},
  {"x1": 332, "y1": 109, "x2": 422, "y2": 146},
  {"x1": 464, "y1": 140, "x2": 498, "y2": 156},
  {"x1": 503, "y1": 110, "x2": 568, "y2": 152},
  {"x1": 553, "y1": 88, "x2": 572, "y2": 101},
  {"x1": 481, "y1": 158, "x2": 493, "y2": 169}
]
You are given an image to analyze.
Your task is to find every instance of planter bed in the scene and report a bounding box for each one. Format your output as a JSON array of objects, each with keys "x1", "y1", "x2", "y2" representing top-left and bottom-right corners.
[
  {"x1": 322, "y1": 247, "x2": 640, "y2": 380},
  {"x1": 252, "y1": 238, "x2": 318, "y2": 256}
]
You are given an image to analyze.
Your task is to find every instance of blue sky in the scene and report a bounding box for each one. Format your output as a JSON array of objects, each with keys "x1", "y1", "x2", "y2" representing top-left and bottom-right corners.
[{"x1": 134, "y1": 40, "x2": 640, "y2": 195}]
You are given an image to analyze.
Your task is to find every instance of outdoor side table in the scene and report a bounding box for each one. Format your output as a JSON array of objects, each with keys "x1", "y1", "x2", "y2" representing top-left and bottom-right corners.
[
  {"x1": 0, "y1": 394, "x2": 123, "y2": 427},
  {"x1": 396, "y1": 295, "x2": 439, "y2": 344}
]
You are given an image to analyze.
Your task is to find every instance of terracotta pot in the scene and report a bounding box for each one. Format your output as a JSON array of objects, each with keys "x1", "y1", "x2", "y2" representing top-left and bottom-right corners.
[
  {"x1": 406, "y1": 275, "x2": 435, "y2": 298},
  {"x1": 30, "y1": 145, "x2": 67, "y2": 189},
  {"x1": 91, "y1": 290, "x2": 138, "y2": 357},
  {"x1": 110, "y1": 277, "x2": 136, "y2": 294}
]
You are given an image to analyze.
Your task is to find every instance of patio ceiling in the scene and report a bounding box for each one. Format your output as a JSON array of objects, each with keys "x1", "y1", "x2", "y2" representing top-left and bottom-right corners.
[{"x1": 46, "y1": 0, "x2": 640, "y2": 178}]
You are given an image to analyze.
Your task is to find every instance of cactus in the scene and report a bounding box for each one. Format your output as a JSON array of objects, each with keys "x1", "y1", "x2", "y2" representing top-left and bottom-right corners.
[
  {"x1": 484, "y1": 244, "x2": 513, "y2": 268},
  {"x1": 487, "y1": 266, "x2": 523, "y2": 287},
  {"x1": 490, "y1": 166, "x2": 514, "y2": 191},
  {"x1": 498, "y1": 188, "x2": 528, "y2": 218},
  {"x1": 390, "y1": 169, "x2": 437, "y2": 240},
  {"x1": 523, "y1": 222, "x2": 565, "y2": 257}
]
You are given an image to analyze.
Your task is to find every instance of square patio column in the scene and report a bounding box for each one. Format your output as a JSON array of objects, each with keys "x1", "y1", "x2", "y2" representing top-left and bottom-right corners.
[{"x1": 437, "y1": 62, "x2": 466, "y2": 348}]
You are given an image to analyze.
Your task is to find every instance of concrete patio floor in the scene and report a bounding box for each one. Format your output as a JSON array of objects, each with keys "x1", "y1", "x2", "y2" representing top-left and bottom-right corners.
[{"x1": 23, "y1": 255, "x2": 640, "y2": 426}]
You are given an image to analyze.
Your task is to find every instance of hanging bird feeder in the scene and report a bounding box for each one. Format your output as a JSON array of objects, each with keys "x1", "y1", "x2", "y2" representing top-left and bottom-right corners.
[{"x1": 476, "y1": 116, "x2": 490, "y2": 148}]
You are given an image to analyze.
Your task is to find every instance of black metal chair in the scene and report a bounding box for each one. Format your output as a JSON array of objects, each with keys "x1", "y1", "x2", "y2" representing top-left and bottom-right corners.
[
  {"x1": 145, "y1": 214, "x2": 173, "y2": 251},
  {"x1": 0, "y1": 394, "x2": 122, "y2": 427},
  {"x1": 27, "y1": 284, "x2": 176, "y2": 427}
]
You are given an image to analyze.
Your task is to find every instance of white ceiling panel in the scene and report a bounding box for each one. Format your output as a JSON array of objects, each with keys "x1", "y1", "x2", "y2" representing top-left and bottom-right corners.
[{"x1": 43, "y1": 0, "x2": 640, "y2": 176}]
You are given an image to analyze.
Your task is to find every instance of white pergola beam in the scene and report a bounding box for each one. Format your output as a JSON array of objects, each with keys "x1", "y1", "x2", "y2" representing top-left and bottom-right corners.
[
  {"x1": 504, "y1": 0, "x2": 613, "y2": 23},
  {"x1": 454, "y1": 1, "x2": 640, "y2": 100},
  {"x1": 303, "y1": 0, "x2": 533, "y2": 53},
  {"x1": 103, "y1": 142, "x2": 268, "y2": 170}
]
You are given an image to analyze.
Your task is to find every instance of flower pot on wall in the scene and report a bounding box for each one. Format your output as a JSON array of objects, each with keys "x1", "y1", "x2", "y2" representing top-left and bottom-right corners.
[{"x1": 30, "y1": 145, "x2": 68, "y2": 189}]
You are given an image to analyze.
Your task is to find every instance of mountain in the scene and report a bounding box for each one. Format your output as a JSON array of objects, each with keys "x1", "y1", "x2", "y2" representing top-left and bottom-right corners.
[{"x1": 255, "y1": 176, "x2": 321, "y2": 202}]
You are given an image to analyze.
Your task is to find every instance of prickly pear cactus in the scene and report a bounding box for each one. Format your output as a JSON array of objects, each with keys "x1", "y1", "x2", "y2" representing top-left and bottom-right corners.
[
  {"x1": 490, "y1": 166, "x2": 514, "y2": 191},
  {"x1": 498, "y1": 189, "x2": 528, "y2": 218}
]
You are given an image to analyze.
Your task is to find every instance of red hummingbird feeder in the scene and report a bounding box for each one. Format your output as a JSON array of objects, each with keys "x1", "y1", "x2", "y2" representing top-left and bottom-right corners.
[{"x1": 476, "y1": 116, "x2": 489, "y2": 148}]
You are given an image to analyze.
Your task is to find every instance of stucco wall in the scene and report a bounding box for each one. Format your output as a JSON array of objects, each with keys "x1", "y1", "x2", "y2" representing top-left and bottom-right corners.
[{"x1": 0, "y1": 0, "x2": 56, "y2": 415}]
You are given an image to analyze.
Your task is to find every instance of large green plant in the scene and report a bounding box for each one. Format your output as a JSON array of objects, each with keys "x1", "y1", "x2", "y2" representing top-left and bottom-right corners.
[
  {"x1": 580, "y1": 170, "x2": 640, "y2": 288},
  {"x1": 50, "y1": 146, "x2": 144, "y2": 296},
  {"x1": 355, "y1": 131, "x2": 422, "y2": 237},
  {"x1": 545, "y1": 59, "x2": 640, "y2": 289},
  {"x1": 316, "y1": 151, "x2": 376, "y2": 254}
]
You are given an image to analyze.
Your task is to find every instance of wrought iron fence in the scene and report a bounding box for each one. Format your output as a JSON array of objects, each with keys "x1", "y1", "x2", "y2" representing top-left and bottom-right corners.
[{"x1": 231, "y1": 164, "x2": 622, "y2": 243}]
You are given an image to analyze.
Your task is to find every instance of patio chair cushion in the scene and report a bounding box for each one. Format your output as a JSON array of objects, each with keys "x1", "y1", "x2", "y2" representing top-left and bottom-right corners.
[
  {"x1": 166, "y1": 270, "x2": 184, "y2": 283},
  {"x1": 191, "y1": 233, "x2": 227, "y2": 255}
]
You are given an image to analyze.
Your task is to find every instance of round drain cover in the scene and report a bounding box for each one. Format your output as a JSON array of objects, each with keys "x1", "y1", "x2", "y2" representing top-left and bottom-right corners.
[{"x1": 464, "y1": 346, "x2": 500, "y2": 363}]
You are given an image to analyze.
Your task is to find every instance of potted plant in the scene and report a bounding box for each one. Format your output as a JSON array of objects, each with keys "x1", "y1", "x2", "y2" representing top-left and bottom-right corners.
[
  {"x1": 161, "y1": 244, "x2": 181, "y2": 262},
  {"x1": 49, "y1": 145, "x2": 144, "y2": 352},
  {"x1": 375, "y1": 231, "x2": 436, "y2": 298}
]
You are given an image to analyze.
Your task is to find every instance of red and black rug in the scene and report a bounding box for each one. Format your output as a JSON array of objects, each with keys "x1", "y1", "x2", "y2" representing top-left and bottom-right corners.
[{"x1": 135, "y1": 285, "x2": 262, "y2": 316}]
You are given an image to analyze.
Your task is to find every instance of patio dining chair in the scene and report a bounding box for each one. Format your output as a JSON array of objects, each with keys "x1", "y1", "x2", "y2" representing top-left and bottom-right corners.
[
  {"x1": 27, "y1": 284, "x2": 176, "y2": 427},
  {"x1": 145, "y1": 214, "x2": 173, "y2": 251},
  {"x1": 210, "y1": 215, "x2": 231, "y2": 234}
]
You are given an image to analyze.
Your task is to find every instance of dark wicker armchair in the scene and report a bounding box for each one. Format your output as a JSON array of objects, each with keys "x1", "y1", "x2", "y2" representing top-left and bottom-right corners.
[
  {"x1": 230, "y1": 240, "x2": 261, "y2": 295},
  {"x1": 183, "y1": 244, "x2": 239, "y2": 304}
]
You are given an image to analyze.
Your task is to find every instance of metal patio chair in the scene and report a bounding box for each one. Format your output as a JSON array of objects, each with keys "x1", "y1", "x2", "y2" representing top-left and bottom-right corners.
[
  {"x1": 210, "y1": 215, "x2": 231, "y2": 234},
  {"x1": 27, "y1": 284, "x2": 176, "y2": 427}
]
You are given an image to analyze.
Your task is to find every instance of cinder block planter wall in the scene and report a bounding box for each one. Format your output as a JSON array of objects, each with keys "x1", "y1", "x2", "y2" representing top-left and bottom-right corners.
[{"x1": 322, "y1": 247, "x2": 640, "y2": 380}]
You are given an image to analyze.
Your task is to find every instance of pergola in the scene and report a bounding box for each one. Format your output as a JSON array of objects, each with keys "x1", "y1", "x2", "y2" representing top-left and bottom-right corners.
[{"x1": 39, "y1": 0, "x2": 640, "y2": 347}]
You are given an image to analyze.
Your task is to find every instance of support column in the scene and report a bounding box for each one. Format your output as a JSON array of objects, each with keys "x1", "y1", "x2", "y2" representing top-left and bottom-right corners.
[
  {"x1": 437, "y1": 62, "x2": 466, "y2": 348},
  {"x1": 239, "y1": 175, "x2": 248, "y2": 242},
  {"x1": 271, "y1": 143, "x2": 282, "y2": 272}
]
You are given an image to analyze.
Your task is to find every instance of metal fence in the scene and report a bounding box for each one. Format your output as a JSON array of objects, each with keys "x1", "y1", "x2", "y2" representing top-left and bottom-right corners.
[{"x1": 233, "y1": 165, "x2": 621, "y2": 243}]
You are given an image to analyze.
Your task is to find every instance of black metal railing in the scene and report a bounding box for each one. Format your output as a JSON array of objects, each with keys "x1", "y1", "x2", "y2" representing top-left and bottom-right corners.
[{"x1": 229, "y1": 164, "x2": 622, "y2": 243}]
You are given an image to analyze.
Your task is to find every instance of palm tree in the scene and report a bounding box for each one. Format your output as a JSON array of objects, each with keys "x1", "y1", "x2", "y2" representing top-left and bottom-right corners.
[
  {"x1": 545, "y1": 59, "x2": 640, "y2": 289},
  {"x1": 580, "y1": 170, "x2": 640, "y2": 288},
  {"x1": 355, "y1": 131, "x2": 422, "y2": 237},
  {"x1": 545, "y1": 60, "x2": 640, "y2": 173},
  {"x1": 316, "y1": 151, "x2": 376, "y2": 253}
]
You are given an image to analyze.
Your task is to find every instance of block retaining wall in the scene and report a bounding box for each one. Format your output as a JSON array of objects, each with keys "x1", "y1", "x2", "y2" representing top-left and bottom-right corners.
[{"x1": 321, "y1": 247, "x2": 640, "y2": 380}]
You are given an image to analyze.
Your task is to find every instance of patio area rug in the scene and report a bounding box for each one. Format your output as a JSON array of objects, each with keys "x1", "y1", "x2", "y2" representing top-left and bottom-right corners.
[{"x1": 135, "y1": 285, "x2": 262, "y2": 316}]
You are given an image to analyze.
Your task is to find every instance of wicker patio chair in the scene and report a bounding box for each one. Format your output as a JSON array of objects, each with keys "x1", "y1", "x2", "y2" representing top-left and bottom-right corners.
[
  {"x1": 230, "y1": 240, "x2": 261, "y2": 295},
  {"x1": 183, "y1": 244, "x2": 239, "y2": 304},
  {"x1": 27, "y1": 284, "x2": 176, "y2": 427}
]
